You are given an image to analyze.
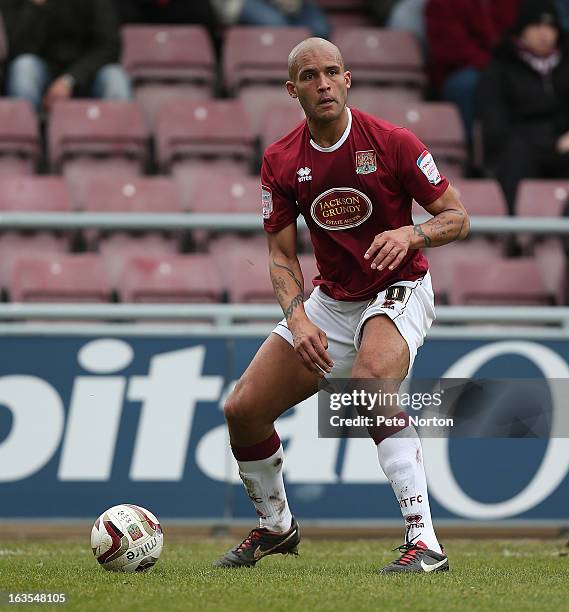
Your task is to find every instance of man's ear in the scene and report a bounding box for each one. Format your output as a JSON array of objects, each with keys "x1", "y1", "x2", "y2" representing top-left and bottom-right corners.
[
  {"x1": 286, "y1": 80, "x2": 297, "y2": 98},
  {"x1": 344, "y1": 70, "x2": 352, "y2": 90}
]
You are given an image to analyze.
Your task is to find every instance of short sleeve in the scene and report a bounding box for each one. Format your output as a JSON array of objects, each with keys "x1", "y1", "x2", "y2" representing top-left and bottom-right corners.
[
  {"x1": 389, "y1": 128, "x2": 449, "y2": 207},
  {"x1": 261, "y1": 153, "x2": 299, "y2": 233}
]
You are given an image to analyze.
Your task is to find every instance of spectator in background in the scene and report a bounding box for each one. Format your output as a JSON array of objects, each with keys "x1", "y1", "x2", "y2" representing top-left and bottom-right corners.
[
  {"x1": 426, "y1": 0, "x2": 521, "y2": 140},
  {"x1": 213, "y1": 0, "x2": 329, "y2": 40},
  {"x1": 479, "y1": 0, "x2": 569, "y2": 214},
  {"x1": 116, "y1": 0, "x2": 219, "y2": 30},
  {"x1": 555, "y1": 0, "x2": 569, "y2": 31},
  {"x1": 1, "y1": 0, "x2": 131, "y2": 112},
  {"x1": 369, "y1": 0, "x2": 428, "y2": 53}
]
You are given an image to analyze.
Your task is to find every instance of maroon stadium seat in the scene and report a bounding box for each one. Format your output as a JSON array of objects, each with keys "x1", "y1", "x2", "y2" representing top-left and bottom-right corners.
[
  {"x1": 10, "y1": 254, "x2": 111, "y2": 303},
  {"x1": 412, "y1": 179, "x2": 507, "y2": 219},
  {"x1": 239, "y1": 85, "x2": 297, "y2": 136},
  {"x1": 79, "y1": 176, "x2": 183, "y2": 250},
  {"x1": 260, "y1": 101, "x2": 306, "y2": 151},
  {"x1": 349, "y1": 87, "x2": 422, "y2": 114},
  {"x1": 448, "y1": 258, "x2": 552, "y2": 306},
  {"x1": 515, "y1": 180, "x2": 569, "y2": 217},
  {"x1": 121, "y1": 25, "x2": 216, "y2": 125},
  {"x1": 189, "y1": 172, "x2": 261, "y2": 214},
  {"x1": 515, "y1": 180, "x2": 569, "y2": 304},
  {"x1": 0, "y1": 234, "x2": 67, "y2": 290},
  {"x1": 364, "y1": 101, "x2": 467, "y2": 177},
  {"x1": 0, "y1": 176, "x2": 72, "y2": 212},
  {"x1": 0, "y1": 177, "x2": 73, "y2": 285},
  {"x1": 155, "y1": 99, "x2": 255, "y2": 173},
  {"x1": 333, "y1": 28, "x2": 425, "y2": 93},
  {"x1": 425, "y1": 243, "x2": 501, "y2": 305},
  {"x1": 117, "y1": 254, "x2": 223, "y2": 303},
  {"x1": 0, "y1": 99, "x2": 40, "y2": 175},
  {"x1": 99, "y1": 234, "x2": 179, "y2": 284},
  {"x1": 223, "y1": 27, "x2": 311, "y2": 94},
  {"x1": 48, "y1": 100, "x2": 148, "y2": 175},
  {"x1": 216, "y1": 237, "x2": 316, "y2": 302},
  {"x1": 223, "y1": 26, "x2": 310, "y2": 133},
  {"x1": 81, "y1": 176, "x2": 182, "y2": 213}
]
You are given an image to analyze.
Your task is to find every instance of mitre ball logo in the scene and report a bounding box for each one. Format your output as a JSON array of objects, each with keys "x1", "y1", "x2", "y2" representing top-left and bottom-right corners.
[{"x1": 310, "y1": 187, "x2": 373, "y2": 231}]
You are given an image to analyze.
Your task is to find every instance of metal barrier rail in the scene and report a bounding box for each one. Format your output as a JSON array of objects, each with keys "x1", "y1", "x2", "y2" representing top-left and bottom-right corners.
[
  {"x1": 0, "y1": 303, "x2": 568, "y2": 325},
  {"x1": 0, "y1": 213, "x2": 568, "y2": 233}
]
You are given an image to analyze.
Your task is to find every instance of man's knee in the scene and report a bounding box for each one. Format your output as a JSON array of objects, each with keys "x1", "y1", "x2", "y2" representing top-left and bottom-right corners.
[
  {"x1": 352, "y1": 356, "x2": 407, "y2": 380},
  {"x1": 223, "y1": 380, "x2": 258, "y2": 426},
  {"x1": 7, "y1": 55, "x2": 48, "y2": 99},
  {"x1": 92, "y1": 64, "x2": 132, "y2": 100}
]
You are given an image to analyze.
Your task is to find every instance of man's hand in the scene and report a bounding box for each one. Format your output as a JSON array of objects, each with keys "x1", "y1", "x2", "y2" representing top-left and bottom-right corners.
[
  {"x1": 43, "y1": 76, "x2": 73, "y2": 110},
  {"x1": 289, "y1": 318, "x2": 333, "y2": 377},
  {"x1": 557, "y1": 131, "x2": 569, "y2": 154},
  {"x1": 364, "y1": 226, "x2": 413, "y2": 272}
]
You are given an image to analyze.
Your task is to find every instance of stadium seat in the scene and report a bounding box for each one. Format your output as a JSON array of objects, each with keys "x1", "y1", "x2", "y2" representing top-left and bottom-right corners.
[
  {"x1": 448, "y1": 258, "x2": 552, "y2": 306},
  {"x1": 188, "y1": 170, "x2": 263, "y2": 248},
  {"x1": 80, "y1": 176, "x2": 182, "y2": 213},
  {"x1": 364, "y1": 101, "x2": 467, "y2": 177},
  {"x1": 189, "y1": 172, "x2": 261, "y2": 214},
  {"x1": 0, "y1": 175, "x2": 72, "y2": 212},
  {"x1": 316, "y1": 0, "x2": 374, "y2": 27},
  {"x1": 121, "y1": 25, "x2": 216, "y2": 125},
  {"x1": 412, "y1": 179, "x2": 508, "y2": 219},
  {"x1": 223, "y1": 27, "x2": 311, "y2": 94},
  {"x1": 155, "y1": 99, "x2": 255, "y2": 173},
  {"x1": 260, "y1": 101, "x2": 307, "y2": 151},
  {"x1": 223, "y1": 26, "x2": 311, "y2": 133},
  {"x1": 425, "y1": 243, "x2": 501, "y2": 305},
  {"x1": 533, "y1": 240, "x2": 567, "y2": 305},
  {"x1": 349, "y1": 86, "x2": 422, "y2": 114},
  {"x1": 0, "y1": 234, "x2": 67, "y2": 290},
  {"x1": 117, "y1": 254, "x2": 223, "y2": 303},
  {"x1": 10, "y1": 254, "x2": 111, "y2": 302},
  {"x1": 0, "y1": 177, "x2": 73, "y2": 286},
  {"x1": 48, "y1": 100, "x2": 149, "y2": 181},
  {"x1": 515, "y1": 180, "x2": 569, "y2": 304},
  {"x1": 79, "y1": 176, "x2": 184, "y2": 250},
  {"x1": 215, "y1": 236, "x2": 316, "y2": 303},
  {"x1": 515, "y1": 180, "x2": 569, "y2": 217},
  {"x1": 239, "y1": 85, "x2": 298, "y2": 136},
  {"x1": 98, "y1": 234, "x2": 179, "y2": 284},
  {"x1": 333, "y1": 28, "x2": 426, "y2": 94},
  {"x1": 0, "y1": 99, "x2": 40, "y2": 175}
]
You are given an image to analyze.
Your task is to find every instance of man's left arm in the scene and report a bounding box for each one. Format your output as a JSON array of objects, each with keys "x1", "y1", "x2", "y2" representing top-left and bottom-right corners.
[{"x1": 364, "y1": 184, "x2": 470, "y2": 271}]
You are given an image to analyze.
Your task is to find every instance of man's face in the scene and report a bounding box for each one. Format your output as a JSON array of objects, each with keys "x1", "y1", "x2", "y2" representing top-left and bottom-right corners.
[
  {"x1": 520, "y1": 23, "x2": 559, "y2": 55},
  {"x1": 286, "y1": 45, "x2": 351, "y2": 123}
]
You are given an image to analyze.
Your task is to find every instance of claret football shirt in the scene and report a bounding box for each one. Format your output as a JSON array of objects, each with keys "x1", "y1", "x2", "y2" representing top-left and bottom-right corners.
[{"x1": 261, "y1": 107, "x2": 449, "y2": 301}]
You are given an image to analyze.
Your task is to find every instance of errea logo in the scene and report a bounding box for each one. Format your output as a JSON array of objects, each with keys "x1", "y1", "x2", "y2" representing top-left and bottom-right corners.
[{"x1": 297, "y1": 167, "x2": 312, "y2": 182}]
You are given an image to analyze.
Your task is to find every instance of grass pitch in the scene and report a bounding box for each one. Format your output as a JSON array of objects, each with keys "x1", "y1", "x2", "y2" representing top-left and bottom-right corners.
[{"x1": 0, "y1": 538, "x2": 567, "y2": 611}]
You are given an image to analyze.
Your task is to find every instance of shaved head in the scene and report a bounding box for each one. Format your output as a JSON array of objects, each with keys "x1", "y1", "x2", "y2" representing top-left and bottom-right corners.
[{"x1": 288, "y1": 37, "x2": 344, "y2": 81}]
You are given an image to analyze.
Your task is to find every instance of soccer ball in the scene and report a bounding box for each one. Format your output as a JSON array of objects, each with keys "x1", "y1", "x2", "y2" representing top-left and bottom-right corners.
[{"x1": 91, "y1": 504, "x2": 164, "y2": 572}]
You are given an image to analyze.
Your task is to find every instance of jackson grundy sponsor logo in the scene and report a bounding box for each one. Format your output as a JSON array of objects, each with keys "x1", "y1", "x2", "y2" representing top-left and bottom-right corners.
[{"x1": 310, "y1": 187, "x2": 372, "y2": 230}]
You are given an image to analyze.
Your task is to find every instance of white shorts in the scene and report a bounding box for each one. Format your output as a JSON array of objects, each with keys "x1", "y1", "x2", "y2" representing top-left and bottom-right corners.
[{"x1": 272, "y1": 272, "x2": 435, "y2": 378}]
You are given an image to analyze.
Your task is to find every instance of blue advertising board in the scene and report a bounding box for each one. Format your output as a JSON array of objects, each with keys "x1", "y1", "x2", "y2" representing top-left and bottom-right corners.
[{"x1": 1, "y1": 334, "x2": 568, "y2": 521}]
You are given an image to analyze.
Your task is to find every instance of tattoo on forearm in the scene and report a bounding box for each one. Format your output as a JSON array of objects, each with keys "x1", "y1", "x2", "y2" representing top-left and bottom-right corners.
[
  {"x1": 284, "y1": 294, "x2": 304, "y2": 321},
  {"x1": 416, "y1": 210, "x2": 466, "y2": 247},
  {"x1": 271, "y1": 259, "x2": 303, "y2": 292},
  {"x1": 413, "y1": 224, "x2": 432, "y2": 247}
]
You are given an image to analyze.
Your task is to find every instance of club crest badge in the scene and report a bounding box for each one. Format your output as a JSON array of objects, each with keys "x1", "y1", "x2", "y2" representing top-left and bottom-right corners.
[
  {"x1": 127, "y1": 523, "x2": 144, "y2": 541},
  {"x1": 355, "y1": 150, "x2": 377, "y2": 175}
]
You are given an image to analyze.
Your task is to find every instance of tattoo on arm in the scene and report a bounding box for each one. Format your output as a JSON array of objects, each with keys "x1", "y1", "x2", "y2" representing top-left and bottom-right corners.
[
  {"x1": 414, "y1": 209, "x2": 466, "y2": 247},
  {"x1": 271, "y1": 259, "x2": 303, "y2": 292},
  {"x1": 413, "y1": 224, "x2": 432, "y2": 247},
  {"x1": 284, "y1": 294, "x2": 304, "y2": 321}
]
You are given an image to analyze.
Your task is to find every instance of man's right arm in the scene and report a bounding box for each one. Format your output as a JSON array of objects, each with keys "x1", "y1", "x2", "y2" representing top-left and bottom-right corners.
[{"x1": 268, "y1": 223, "x2": 333, "y2": 376}]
